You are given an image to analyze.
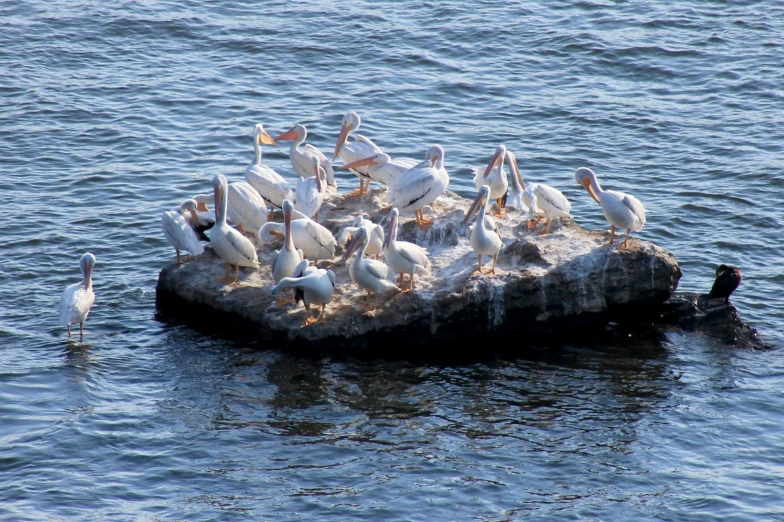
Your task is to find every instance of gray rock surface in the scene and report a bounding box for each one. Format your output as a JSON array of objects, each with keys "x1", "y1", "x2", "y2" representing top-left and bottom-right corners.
[{"x1": 156, "y1": 188, "x2": 682, "y2": 351}]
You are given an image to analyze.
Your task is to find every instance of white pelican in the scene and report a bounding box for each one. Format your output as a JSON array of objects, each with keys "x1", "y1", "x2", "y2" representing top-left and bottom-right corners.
[
  {"x1": 575, "y1": 167, "x2": 646, "y2": 249},
  {"x1": 161, "y1": 199, "x2": 205, "y2": 264},
  {"x1": 259, "y1": 210, "x2": 336, "y2": 264},
  {"x1": 463, "y1": 185, "x2": 503, "y2": 275},
  {"x1": 272, "y1": 259, "x2": 336, "y2": 326},
  {"x1": 227, "y1": 180, "x2": 268, "y2": 235},
  {"x1": 59, "y1": 252, "x2": 96, "y2": 338},
  {"x1": 342, "y1": 226, "x2": 399, "y2": 311},
  {"x1": 383, "y1": 207, "x2": 431, "y2": 291},
  {"x1": 273, "y1": 124, "x2": 337, "y2": 191},
  {"x1": 387, "y1": 144, "x2": 449, "y2": 231},
  {"x1": 211, "y1": 174, "x2": 260, "y2": 284},
  {"x1": 245, "y1": 123, "x2": 292, "y2": 219},
  {"x1": 506, "y1": 150, "x2": 571, "y2": 236},
  {"x1": 338, "y1": 215, "x2": 384, "y2": 259},
  {"x1": 270, "y1": 200, "x2": 304, "y2": 304},
  {"x1": 189, "y1": 193, "x2": 217, "y2": 239},
  {"x1": 338, "y1": 152, "x2": 419, "y2": 188},
  {"x1": 333, "y1": 111, "x2": 382, "y2": 196},
  {"x1": 503, "y1": 152, "x2": 527, "y2": 212},
  {"x1": 295, "y1": 157, "x2": 327, "y2": 221},
  {"x1": 473, "y1": 144, "x2": 509, "y2": 218}
]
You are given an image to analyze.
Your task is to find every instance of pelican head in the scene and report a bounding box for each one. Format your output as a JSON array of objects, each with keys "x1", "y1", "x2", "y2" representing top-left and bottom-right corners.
[
  {"x1": 505, "y1": 149, "x2": 525, "y2": 190},
  {"x1": 212, "y1": 174, "x2": 228, "y2": 220},
  {"x1": 179, "y1": 198, "x2": 200, "y2": 223},
  {"x1": 575, "y1": 167, "x2": 600, "y2": 203},
  {"x1": 342, "y1": 225, "x2": 369, "y2": 263},
  {"x1": 483, "y1": 144, "x2": 507, "y2": 179},
  {"x1": 426, "y1": 144, "x2": 444, "y2": 167},
  {"x1": 79, "y1": 252, "x2": 96, "y2": 287},
  {"x1": 382, "y1": 207, "x2": 400, "y2": 250},
  {"x1": 253, "y1": 123, "x2": 276, "y2": 146},
  {"x1": 463, "y1": 185, "x2": 491, "y2": 226},
  {"x1": 333, "y1": 111, "x2": 361, "y2": 160},
  {"x1": 273, "y1": 124, "x2": 306, "y2": 143}
]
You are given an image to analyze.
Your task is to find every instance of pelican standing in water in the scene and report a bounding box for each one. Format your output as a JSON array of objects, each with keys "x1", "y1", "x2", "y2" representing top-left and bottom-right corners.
[
  {"x1": 271, "y1": 200, "x2": 305, "y2": 304},
  {"x1": 333, "y1": 111, "x2": 382, "y2": 196},
  {"x1": 463, "y1": 185, "x2": 503, "y2": 275},
  {"x1": 387, "y1": 144, "x2": 449, "y2": 231},
  {"x1": 245, "y1": 123, "x2": 292, "y2": 220},
  {"x1": 272, "y1": 259, "x2": 336, "y2": 326},
  {"x1": 473, "y1": 144, "x2": 509, "y2": 218},
  {"x1": 338, "y1": 151, "x2": 419, "y2": 189},
  {"x1": 161, "y1": 199, "x2": 205, "y2": 263},
  {"x1": 211, "y1": 174, "x2": 260, "y2": 284},
  {"x1": 343, "y1": 226, "x2": 399, "y2": 311},
  {"x1": 507, "y1": 151, "x2": 571, "y2": 235},
  {"x1": 259, "y1": 209, "x2": 336, "y2": 265},
  {"x1": 227, "y1": 180, "x2": 268, "y2": 235},
  {"x1": 294, "y1": 157, "x2": 327, "y2": 221},
  {"x1": 575, "y1": 167, "x2": 646, "y2": 249},
  {"x1": 59, "y1": 252, "x2": 96, "y2": 338},
  {"x1": 338, "y1": 215, "x2": 384, "y2": 259},
  {"x1": 383, "y1": 207, "x2": 431, "y2": 291},
  {"x1": 273, "y1": 124, "x2": 337, "y2": 191}
]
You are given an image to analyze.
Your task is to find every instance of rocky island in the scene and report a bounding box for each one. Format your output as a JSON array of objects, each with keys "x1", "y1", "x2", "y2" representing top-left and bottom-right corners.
[{"x1": 154, "y1": 187, "x2": 719, "y2": 354}]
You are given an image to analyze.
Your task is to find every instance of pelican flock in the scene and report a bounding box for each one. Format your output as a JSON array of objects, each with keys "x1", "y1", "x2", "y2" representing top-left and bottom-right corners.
[{"x1": 55, "y1": 114, "x2": 655, "y2": 337}]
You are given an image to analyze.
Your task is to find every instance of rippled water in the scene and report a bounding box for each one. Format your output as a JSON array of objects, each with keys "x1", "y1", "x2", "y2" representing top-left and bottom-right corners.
[{"x1": 2, "y1": 1, "x2": 783, "y2": 519}]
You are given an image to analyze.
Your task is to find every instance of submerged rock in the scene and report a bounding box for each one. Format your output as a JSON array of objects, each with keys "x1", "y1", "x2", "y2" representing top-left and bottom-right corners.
[{"x1": 156, "y1": 188, "x2": 682, "y2": 352}]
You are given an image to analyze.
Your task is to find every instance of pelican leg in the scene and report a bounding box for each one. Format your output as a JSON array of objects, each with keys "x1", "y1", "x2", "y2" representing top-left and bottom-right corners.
[
  {"x1": 348, "y1": 178, "x2": 366, "y2": 197},
  {"x1": 318, "y1": 304, "x2": 327, "y2": 323},
  {"x1": 236, "y1": 224, "x2": 245, "y2": 234},
  {"x1": 537, "y1": 218, "x2": 552, "y2": 236},
  {"x1": 79, "y1": 322, "x2": 84, "y2": 339},
  {"x1": 314, "y1": 211, "x2": 319, "y2": 222},
  {"x1": 527, "y1": 215, "x2": 543, "y2": 230},
  {"x1": 604, "y1": 225, "x2": 616, "y2": 247},
  {"x1": 489, "y1": 254, "x2": 498, "y2": 275},
  {"x1": 268, "y1": 208, "x2": 275, "y2": 221},
  {"x1": 409, "y1": 274, "x2": 415, "y2": 291},
  {"x1": 217, "y1": 263, "x2": 234, "y2": 283},
  {"x1": 174, "y1": 249, "x2": 184, "y2": 265},
  {"x1": 371, "y1": 293, "x2": 380, "y2": 312},
  {"x1": 231, "y1": 264, "x2": 241, "y2": 284},
  {"x1": 301, "y1": 304, "x2": 313, "y2": 327},
  {"x1": 619, "y1": 228, "x2": 632, "y2": 250},
  {"x1": 473, "y1": 253, "x2": 484, "y2": 275},
  {"x1": 416, "y1": 209, "x2": 433, "y2": 231},
  {"x1": 398, "y1": 273, "x2": 405, "y2": 287},
  {"x1": 495, "y1": 198, "x2": 508, "y2": 218},
  {"x1": 67, "y1": 324, "x2": 71, "y2": 337}
]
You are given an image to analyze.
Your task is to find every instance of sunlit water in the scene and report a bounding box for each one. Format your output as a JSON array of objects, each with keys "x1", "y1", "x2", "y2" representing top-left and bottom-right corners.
[{"x1": 1, "y1": 1, "x2": 783, "y2": 519}]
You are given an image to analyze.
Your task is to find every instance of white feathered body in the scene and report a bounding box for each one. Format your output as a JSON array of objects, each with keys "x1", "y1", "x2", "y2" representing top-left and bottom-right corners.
[
  {"x1": 524, "y1": 183, "x2": 571, "y2": 220},
  {"x1": 161, "y1": 210, "x2": 205, "y2": 257},
  {"x1": 59, "y1": 282, "x2": 95, "y2": 327},
  {"x1": 388, "y1": 158, "x2": 449, "y2": 216},
  {"x1": 245, "y1": 163, "x2": 293, "y2": 210},
  {"x1": 260, "y1": 218, "x2": 336, "y2": 261},
  {"x1": 294, "y1": 175, "x2": 325, "y2": 220},
  {"x1": 599, "y1": 190, "x2": 646, "y2": 232},
  {"x1": 227, "y1": 181, "x2": 268, "y2": 234},
  {"x1": 339, "y1": 217, "x2": 383, "y2": 257},
  {"x1": 273, "y1": 268, "x2": 335, "y2": 308}
]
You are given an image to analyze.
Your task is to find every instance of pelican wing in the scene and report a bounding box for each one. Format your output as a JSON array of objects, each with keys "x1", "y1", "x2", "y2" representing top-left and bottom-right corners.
[
  {"x1": 535, "y1": 184, "x2": 571, "y2": 216},
  {"x1": 162, "y1": 210, "x2": 204, "y2": 255},
  {"x1": 245, "y1": 164, "x2": 292, "y2": 209},
  {"x1": 301, "y1": 219, "x2": 337, "y2": 257},
  {"x1": 390, "y1": 166, "x2": 437, "y2": 209},
  {"x1": 366, "y1": 259, "x2": 392, "y2": 281},
  {"x1": 400, "y1": 243, "x2": 430, "y2": 268},
  {"x1": 225, "y1": 227, "x2": 259, "y2": 265},
  {"x1": 354, "y1": 133, "x2": 383, "y2": 153},
  {"x1": 228, "y1": 181, "x2": 268, "y2": 233},
  {"x1": 622, "y1": 194, "x2": 646, "y2": 230}
]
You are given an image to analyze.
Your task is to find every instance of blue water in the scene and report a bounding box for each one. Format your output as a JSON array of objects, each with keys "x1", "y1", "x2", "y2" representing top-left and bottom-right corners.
[{"x1": 2, "y1": 1, "x2": 783, "y2": 519}]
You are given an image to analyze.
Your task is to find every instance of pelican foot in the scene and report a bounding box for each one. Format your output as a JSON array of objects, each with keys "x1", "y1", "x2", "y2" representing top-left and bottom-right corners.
[
  {"x1": 472, "y1": 268, "x2": 485, "y2": 275},
  {"x1": 416, "y1": 221, "x2": 433, "y2": 231},
  {"x1": 347, "y1": 188, "x2": 365, "y2": 197},
  {"x1": 494, "y1": 210, "x2": 508, "y2": 219},
  {"x1": 618, "y1": 240, "x2": 629, "y2": 250},
  {"x1": 488, "y1": 268, "x2": 497, "y2": 276},
  {"x1": 603, "y1": 240, "x2": 615, "y2": 247},
  {"x1": 217, "y1": 276, "x2": 235, "y2": 284},
  {"x1": 301, "y1": 317, "x2": 318, "y2": 327},
  {"x1": 536, "y1": 230, "x2": 550, "y2": 236}
]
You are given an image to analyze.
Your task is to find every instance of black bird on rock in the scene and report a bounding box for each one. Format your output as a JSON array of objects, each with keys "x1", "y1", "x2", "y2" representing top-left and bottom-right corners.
[{"x1": 709, "y1": 264, "x2": 742, "y2": 302}]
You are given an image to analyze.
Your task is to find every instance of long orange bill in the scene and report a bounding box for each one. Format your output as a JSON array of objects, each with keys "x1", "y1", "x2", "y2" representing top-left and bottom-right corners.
[
  {"x1": 333, "y1": 121, "x2": 352, "y2": 160},
  {"x1": 463, "y1": 193, "x2": 486, "y2": 226},
  {"x1": 337, "y1": 155, "x2": 379, "y2": 170},
  {"x1": 259, "y1": 129, "x2": 276, "y2": 146},
  {"x1": 273, "y1": 128, "x2": 299, "y2": 142},
  {"x1": 583, "y1": 179, "x2": 600, "y2": 203},
  {"x1": 484, "y1": 149, "x2": 503, "y2": 179}
]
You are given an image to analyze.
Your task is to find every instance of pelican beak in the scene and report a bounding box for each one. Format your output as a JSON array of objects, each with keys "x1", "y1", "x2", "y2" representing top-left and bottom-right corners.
[
  {"x1": 342, "y1": 233, "x2": 361, "y2": 263},
  {"x1": 583, "y1": 178, "x2": 600, "y2": 203},
  {"x1": 383, "y1": 214, "x2": 396, "y2": 250},
  {"x1": 463, "y1": 192, "x2": 486, "y2": 226},
  {"x1": 259, "y1": 129, "x2": 276, "y2": 146},
  {"x1": 508, "y1": 154, "x2": 524, "y2": 190},
  {"x1": 337, "y1": 155, "x2": 379, "y2": 170},
  {"x1": 484, "y1": 149, "x2": 503, "y2": 179},
  {"x1": 196, "y1": 202, "x2": 209, "y2": 212},
  {"x1": 273, "y1": 127, "x2": 298, "y2": 142},
  {"x1": 333, "y1": 121, "x2": 353, "y2": 160},
  {"x1": 188, "y1": 209, "x2": 200, "y2": 224}
]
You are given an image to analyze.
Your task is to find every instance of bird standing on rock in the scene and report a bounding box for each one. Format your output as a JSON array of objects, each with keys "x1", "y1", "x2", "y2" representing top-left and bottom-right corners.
[{"x1": 710, "y1": 264, "x2": 742, "y2": 302}]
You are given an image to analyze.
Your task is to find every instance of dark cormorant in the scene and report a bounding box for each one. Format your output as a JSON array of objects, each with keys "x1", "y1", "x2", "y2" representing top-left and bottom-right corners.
[{"x1": 709, "y1": 264, "x2": 742, "y2": 302}]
